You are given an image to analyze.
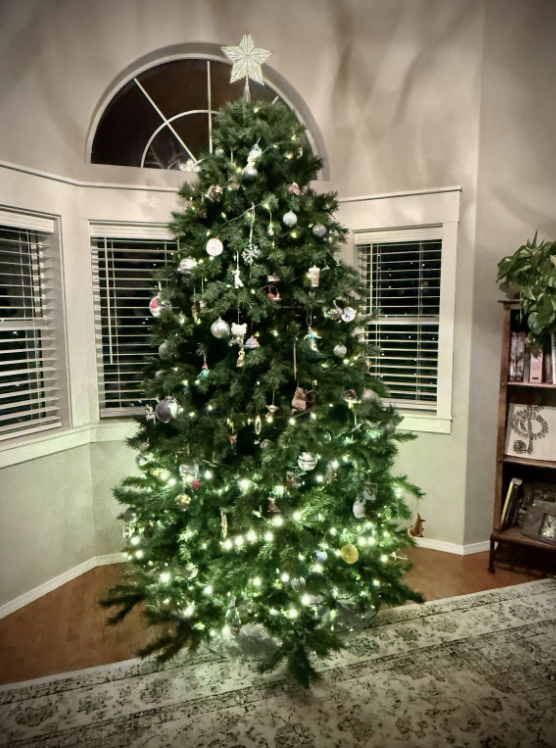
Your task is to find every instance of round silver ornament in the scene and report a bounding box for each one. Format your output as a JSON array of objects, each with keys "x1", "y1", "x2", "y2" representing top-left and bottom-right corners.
[
  {"x1": 206, "y1": 184, "x2": 223, "y2": 201},
  {"x1": 155, "y1": 397, "x2": 179, "y2": 423},
  {"x1": 158, "y1": 342, "x2": 170, "y2": 359},
  {"x1": 179, "y1": 257, "x2": 197, "y2": 274},
  {"x1": 210, "y1": 317, "x2": 230, "y2": 339},
  {"x1": 215, "y1": 147, "x2": 224, "y2": 157},
  {"x1": 316, "y1": 550, "x2": 328, "y2": 563},
  {"x1": 362, "y1": 388, "x2": 381, "y2": 403},
  {"x1": 122, "y1": 507, "x2": 137, "y2": 523},
  {"x1": 155, "y1": 370, "x2": 164, "y2": 378},
  {"x1": 333, "y1": 344, "x2": 347, "y2": 358},
  {"x1": 260, "y1": 439, "x2": 273, "y2": 450},
  {"x1": 242, "y1": 163, "x2": 258, "y2": 179},
  {"x1": 341, "y1": 307, "x2": 357, "y2": 322},
  {"x1": 312, "y1": 223, "x2": 327, "y2": 238},
  {"x1": 290, "y1": 576, "x2": 306, "y2": 592},
  {"x1": 206, "y1": 238, "x2": 224, "y2": 257},
  {"x1": 385, "y1": 422, "x2": 396, "y2": 436},
  {"x1": 283, "y1": 211, "x2": 298, "y2": 228},
  {"x1": 149, "y1": 295, "x2": 171, "y2": 317},
  {"x1": 298, "y1": 452, "x2": 317, "y2": 471},
  {"x1": 248, "y1": 143, "x2": 262, "y2": 162}
]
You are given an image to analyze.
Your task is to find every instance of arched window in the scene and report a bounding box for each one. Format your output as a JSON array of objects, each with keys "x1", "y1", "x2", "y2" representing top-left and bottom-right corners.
[{"x1": 89, "y1": 51, "x2": 327, "y2": 176}]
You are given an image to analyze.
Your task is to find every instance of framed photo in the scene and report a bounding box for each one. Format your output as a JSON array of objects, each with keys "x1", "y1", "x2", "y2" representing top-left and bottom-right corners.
[
  {"x1": 505, "y1": 403, "x2": 556, "y2": 461},
  {"x1": 522, "y1": 501, "x2": 556, "y2": 545}
]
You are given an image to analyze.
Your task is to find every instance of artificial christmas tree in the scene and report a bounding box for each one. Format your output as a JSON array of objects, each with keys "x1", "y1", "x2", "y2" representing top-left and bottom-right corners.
[{"x1": 102, "y1": 77, "x2": 423, "y2": 687}]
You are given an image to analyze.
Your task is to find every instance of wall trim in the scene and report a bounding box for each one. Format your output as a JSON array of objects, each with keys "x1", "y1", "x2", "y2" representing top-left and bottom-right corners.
[
  {"x1": 0, "y1": 159, "x2": 179, "y2": 192},
  {"x1": 0, "y1": 553, "x2": 125, "y2": 621},
  {"x1": 339, "y1": 185, "x2": 462, "y2": 204},
  {"x1": 415, "y1": 537, "x2": 491, "y2": 555}
]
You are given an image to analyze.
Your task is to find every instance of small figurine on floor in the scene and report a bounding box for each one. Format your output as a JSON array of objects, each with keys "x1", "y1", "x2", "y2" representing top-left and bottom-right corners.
[{"x1": 408, "y1": 514, "x2": 426, "y2": 538}]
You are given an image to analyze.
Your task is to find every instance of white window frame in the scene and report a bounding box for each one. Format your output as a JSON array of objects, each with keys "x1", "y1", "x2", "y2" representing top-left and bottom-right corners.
[
  {"x1": 338, "y1": 188, "x2": 460, "y2": 434},
  {"x1": 90, "y1": 222, "x2": 175, "y2": 419},
  {"x1": 0, "y1": 207, "x2": 67, "y2": 443}
]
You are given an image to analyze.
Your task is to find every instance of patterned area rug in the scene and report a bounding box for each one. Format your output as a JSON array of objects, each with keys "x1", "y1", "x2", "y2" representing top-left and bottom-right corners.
[{"x1": 1, "y1": 580, "x2": 556, "y2": 748}]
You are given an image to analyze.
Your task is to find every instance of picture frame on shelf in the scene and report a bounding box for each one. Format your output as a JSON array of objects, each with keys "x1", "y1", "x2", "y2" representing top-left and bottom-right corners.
[
  {"x1": 522, "y1": 501, "x2": 556, "y2": 546},
  {"x1": 505, "y1": 403, "x2": 556, "y2": 462}
]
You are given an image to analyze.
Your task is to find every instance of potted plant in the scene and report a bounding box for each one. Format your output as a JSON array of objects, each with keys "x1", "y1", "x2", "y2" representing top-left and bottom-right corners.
[{"x1": 497, "y1": 233, "x2": 556, "y2": 347}]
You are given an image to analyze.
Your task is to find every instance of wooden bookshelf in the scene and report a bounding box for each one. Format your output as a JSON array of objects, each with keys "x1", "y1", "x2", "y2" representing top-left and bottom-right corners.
[{"x1": 489, "y1": 301, "x2": 556, "y2": 573}]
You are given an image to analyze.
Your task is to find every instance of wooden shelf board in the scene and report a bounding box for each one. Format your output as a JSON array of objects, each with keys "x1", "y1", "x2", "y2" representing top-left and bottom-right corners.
[
  {"x1": 504, "y1": 456, "x2": 556, "y2": 469},
  {"x1": 507, "y1": 382, "x2": 556, "y2": 389},
  {"x1": 492, "y1": 526, "x2": 556, "y2": 551}
]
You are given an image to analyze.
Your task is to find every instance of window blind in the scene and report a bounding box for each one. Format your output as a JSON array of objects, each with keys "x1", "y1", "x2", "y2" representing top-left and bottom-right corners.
[
  {"x1": 91, "y1": 232, "x2": 175, "y2": 417},
  {"x1": 0, "y1": 218, "x2": 61, "y2": 441},
  {"x1": 358, "y1": 231, "x2": 442, "y2": 413}
]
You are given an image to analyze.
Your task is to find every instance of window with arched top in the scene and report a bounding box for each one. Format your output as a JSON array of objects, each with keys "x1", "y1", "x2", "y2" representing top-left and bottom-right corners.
[{"x1": 90, "y1": 55, "x2": 324, "y2": 174}]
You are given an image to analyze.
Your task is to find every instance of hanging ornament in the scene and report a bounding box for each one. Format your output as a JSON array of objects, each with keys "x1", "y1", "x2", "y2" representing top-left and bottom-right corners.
[
  {"x1": 340, "y1": 544, "x2": 359, "y2": 564},
  {"x1": 385, "y1": 422, "x2": 396, "y2": 436},
  {"x1": 199, "y1": 362, "x2": 210, "y2": 379},
  {"x1": 206, "y1": 184, "x2": 223, "y2": 201},
  {"x1": 122, "y1": 507, "x2": 137, "y2": 523},
  {"x1": 316, "y1": 550, "x2": 328, "y2": 563},
  {"x1": 215, "y1": 147, "x2": 224, "y2": 157},
  {"x1": 139, "y1": 441, "x2": 149, "y2": 453},
  {"x1": 228, "y1": 179, "x2": 241, "y2": 191},
  {"x1": 267, "y1": 274, "x2": 280, "y2": 283},
  {"x1": 175, "y1": 494, "x2": 192, "y2": 511},
  {"x1": 155, "y1": 397, "x2": 179, "y2": 423},
  {"x1": 231, "y1": 322, "x2": 247, "y2": 345},
  {"x1": 292, "y1": 387, "x2": 308, "y2": 411},
  {"x1": 268, "y1": 499, "x2": 281, "y2": 513},
  {"x1": 290, "y1": 576, "x2": 306, "y2": 592},
  {"x1": 145, "y1": 405, "x2": 156, "y2": 423},
  {"x1": 286, "y1": 471, "x2": 299, "y2": 487},
  {"x1": 233, "y1": 268, "x2": 244, "y2": 288},
  {"x1": 298, "y1": 452, "x2": 317, "y2": 471},
  {"x1": 267, "y1": 285, "x2": 281, "y2": 301},
  {"x1": 206, "y1": 238, "x2": 224, "y2": 257},
  {"x1": 362, "y1": 389, "x2": 382, "y2": 403},
  {"x1": 312, "y1": 223, "x2": 327, "y2": 238},
  {"x1": 325, "y1": 302, "x2": 343, "y2": 320},
  {"x1": 155, "y1": 369, "x2": 164, "y2": 379},
  {"x1": 362, "y1": 485, "x2": 377, "y2": 502},
  {"x1": 225, "y1": 598, "x2": 242, "y2": 636},
  {"x1": 260, "y1": 439, "x2": 273, "y2": 449},
  {"x1": 322, "y1": 432, "x2": 332, "y2": 443},
  {"x1": 136, "y1": 453, "x2": 149, "y2": 468},
  {"x1": 334, "y1": 344, "x2": 347, "y2": 358},
  {"x1": 343, "y1": 389, "x2": 360, "y2": 404},
  {"x1": 158, "y1": 342, "x2": 170, "y2": 359},
  {"x1": 237, "y1": 347, "x2": 246, "y2": 367},
  {"x1": 179, "y1": 462, "x2": 196, "y2": 481},
  {"x1": 179, "y1": 257, "x2": 197, "y2": 274},
  {"x1": 287, "y1": 182, "x2": 301, "y2": 196},
  {"x1": 191, "y1": 478, "x2": 202, "y2": 490},
  {"x1": 353, "y1": 498, "x2": 367, "y2": 519},
  {"x1": 283, "y1": 211, "x2": 298, "y2": 228},
  {"x1": 221, "y1": 512, "x2": 228, "y2": 538},
  {"x1": 180, "y1": 158, "x2": 201, "y2": 173},
  {"x1": 242, "y1": 243, "x2": 261, "y2": 265},
  {"x1": 211, "y1": 317, "x2": 230, "y2": 339},
  {"x1": 341, "y1": 306, "x2": 357, "y2": 322},
  {"x1": 245, "y1": 335, "x2": 259, "y2": 349},
  {"x1": 242, "y1": 163, "x2": 258, "y2": 179},
  {"x1": 308, "y1": 266, "x2": 320, "y2": 287},
  {"x1": 268, "y1": 223, "x2": 275, "y2": 237},
  {"x1": 247, "y1": 143, "x2": 262, "y2": 162},
  {"x1": 229, "y1": 433, "x2": 237, "y2": 453},
  {"x1": 149, "y1": 295, "x2": 171, "y2": 317},
  {"x1": 254, "y1": 415, "x2": 262, "y2": 435},
  {"x1": 325, "y1": 461, "x2": 337, "y2": 483},
  {"x1": 266, "y1": 403, "x2": 278, "y2": 414}
]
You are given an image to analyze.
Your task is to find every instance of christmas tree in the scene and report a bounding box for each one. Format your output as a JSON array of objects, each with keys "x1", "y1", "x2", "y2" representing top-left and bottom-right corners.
[{"x1": 102, "y1": 63, "x2": 423, "y2": 686}]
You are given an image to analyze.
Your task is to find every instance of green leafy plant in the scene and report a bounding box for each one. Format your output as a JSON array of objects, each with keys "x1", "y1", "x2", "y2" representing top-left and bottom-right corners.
[{"x1": 497, "y1": 233, "x2": 556, "y2": 347}]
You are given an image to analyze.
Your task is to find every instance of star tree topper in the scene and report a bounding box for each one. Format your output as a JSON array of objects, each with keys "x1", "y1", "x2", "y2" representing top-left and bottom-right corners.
[{"x1": 222, "y1": 31, "x2": 272, "y2": 101}]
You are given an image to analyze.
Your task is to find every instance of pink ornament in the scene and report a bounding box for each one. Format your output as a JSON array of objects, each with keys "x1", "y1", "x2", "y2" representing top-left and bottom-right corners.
[
  {"x1": 268, "y1": 499, "x2": 281, "y2": 513},
  {"x1": 191, "y1": 479, "x2": 202, "y2": 490},
  {"x1": 267, "y1": 285, "x2": 281, "y2": 301},
  {"x1": 287, "y1": 182, "x2": 301, "y2": 195}
]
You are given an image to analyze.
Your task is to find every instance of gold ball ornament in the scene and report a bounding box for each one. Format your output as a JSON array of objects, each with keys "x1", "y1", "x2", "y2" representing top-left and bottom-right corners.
[{"x1": 340, "y1": 543, "x2": 359, "y2": 564}]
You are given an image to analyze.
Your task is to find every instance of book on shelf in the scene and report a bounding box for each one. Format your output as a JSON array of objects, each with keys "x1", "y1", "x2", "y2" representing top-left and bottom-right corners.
[
  {"x1": 509, "y1": 332, "x2": 526, "y2": 382},
  {"x1": 523, "y1": 350, "x2": 531, "y2": 382},
  {"x1": 529, "y1": 349, "x2": 544, "y2": 383},
  {"x1": 552, "y1": 334, "x2": 556, "y2": 383},
  {"x1": 544, "y1": 346, "x2": 553, "y2": 384},
  {"x1": 500, "y1": 477, "x2": 523, "y2": 530}
]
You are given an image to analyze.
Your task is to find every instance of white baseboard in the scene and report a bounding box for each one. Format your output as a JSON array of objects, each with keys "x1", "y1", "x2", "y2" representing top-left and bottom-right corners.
[
  {"x1": 415, "y1": 537, "x2": 491, "y2": 556},
  {"x1": 0, "y1": 552, "x2": 125, "y2": 621}
]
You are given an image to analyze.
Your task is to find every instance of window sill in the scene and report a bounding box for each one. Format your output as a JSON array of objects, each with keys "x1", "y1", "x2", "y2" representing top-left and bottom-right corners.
[
  {"x1": 0, "y1": 421, "x2": 137, "y2": 469},
  {"x1": 398, "y1": 414, "x2": 452, "y2": 435}
]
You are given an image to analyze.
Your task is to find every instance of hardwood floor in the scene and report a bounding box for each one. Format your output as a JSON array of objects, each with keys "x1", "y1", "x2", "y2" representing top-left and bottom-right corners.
[{"x1": 0, "y1": 549, "x2": 538, "y2": 687}]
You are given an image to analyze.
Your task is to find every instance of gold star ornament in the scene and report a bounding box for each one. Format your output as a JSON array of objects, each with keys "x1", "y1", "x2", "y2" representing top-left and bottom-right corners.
[{"x1": 222, "y1": 31, "x2": 272, "y2": 100}]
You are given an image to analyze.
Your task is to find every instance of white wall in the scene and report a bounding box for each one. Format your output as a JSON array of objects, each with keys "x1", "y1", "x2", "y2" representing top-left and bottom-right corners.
[{"x1": 1, "y1": 0, "x2": 556, "y2": 608}]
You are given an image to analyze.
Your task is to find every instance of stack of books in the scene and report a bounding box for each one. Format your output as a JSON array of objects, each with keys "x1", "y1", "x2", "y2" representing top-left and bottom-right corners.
[
  {"x1": 500, "y1": 478, "x2": 556, "y2": 532},
  {"x1": 509, "y1": 333, "x2": 556, "y2": 384}
]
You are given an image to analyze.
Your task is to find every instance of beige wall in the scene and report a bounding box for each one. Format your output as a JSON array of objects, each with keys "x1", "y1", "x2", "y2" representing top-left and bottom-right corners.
[{"x1": 1, "y1": 0, "x2": 556, "y2": 607}]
